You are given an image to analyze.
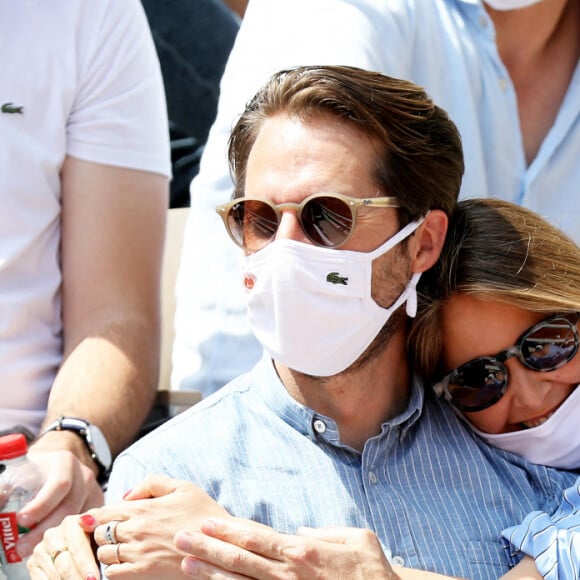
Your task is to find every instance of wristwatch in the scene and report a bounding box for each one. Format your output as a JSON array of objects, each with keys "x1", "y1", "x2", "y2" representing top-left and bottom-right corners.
[{"x1": 43, "y1": 417, "x2": 112, "y2": 483}]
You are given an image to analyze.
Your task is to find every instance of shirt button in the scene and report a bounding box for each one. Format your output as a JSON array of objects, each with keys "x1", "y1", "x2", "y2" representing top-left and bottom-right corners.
[
  {"x1": 313, "y1": 419, "x2": 327, "y2": 433},
  {"x1": 368, "y1": 471, "x2": 378, "y2": 484},
  {"x1": 392, "y1": 556, "x2": 405, "y2": 566},
  {"x1": 499, "y1": 78, "x2": 508, "y2": 91},
  {"x1": 479, "y1": 15, "x2": 487, "y2": 28}
]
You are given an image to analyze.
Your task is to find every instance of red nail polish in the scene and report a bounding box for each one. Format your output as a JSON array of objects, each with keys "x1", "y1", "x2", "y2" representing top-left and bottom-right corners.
[
  {"x1": 122, "y1": 488, "x2": 133, "y2": 499},
  {"x1": 86, "y1": 576, "x2": 98, "y2": 580},
  {"x1": 79, "y1": 514, "x2": 97, "y2": 526}
]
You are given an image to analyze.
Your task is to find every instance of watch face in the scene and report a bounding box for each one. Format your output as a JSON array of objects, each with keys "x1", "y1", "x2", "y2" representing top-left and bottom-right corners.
[{"x1": 87, "y1": 425, "x2": 112, "y2": 470}]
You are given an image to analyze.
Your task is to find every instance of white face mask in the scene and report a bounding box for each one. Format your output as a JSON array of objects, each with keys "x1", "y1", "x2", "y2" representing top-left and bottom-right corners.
[
  {"x1": 484, "y1": 0, "x2": 544, "y2": 10},
  {"x1": 470, "y1": 385, "x2": 580, "y2": 469},
  {"x1": 243, "y1": 218, "x2": 424, "y2": 376}
]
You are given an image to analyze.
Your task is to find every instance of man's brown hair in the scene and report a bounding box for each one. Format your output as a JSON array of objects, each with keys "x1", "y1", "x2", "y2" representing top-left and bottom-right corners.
[{"x1": 228, "y1": 65, "x2": 464, "y2": 225}]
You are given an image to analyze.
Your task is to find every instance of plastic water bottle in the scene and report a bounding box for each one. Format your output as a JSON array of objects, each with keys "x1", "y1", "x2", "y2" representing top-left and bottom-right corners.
[{"x1": 0, "y1": 434, "x2": 42, "y2": 579}]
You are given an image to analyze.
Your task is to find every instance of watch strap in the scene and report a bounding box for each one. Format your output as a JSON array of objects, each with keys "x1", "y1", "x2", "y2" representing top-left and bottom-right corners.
[{"x1": 42, "y1": 416, "x2": 111, "y2": 484}]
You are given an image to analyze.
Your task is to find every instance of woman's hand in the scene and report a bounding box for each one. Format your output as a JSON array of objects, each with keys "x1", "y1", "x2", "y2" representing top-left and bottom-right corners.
[
  {"x1": 27, "y1": 474, "x2": 230, "y2": 579},
  {"x1": 90, "y1": 475, "x2": 230, "y2": 579},
  {"x1": 27, "y1": 512, "x2": 101, "y2": 580},
  {"x1": 174, "y1": 519, "x2": 398, "y2": 580}
]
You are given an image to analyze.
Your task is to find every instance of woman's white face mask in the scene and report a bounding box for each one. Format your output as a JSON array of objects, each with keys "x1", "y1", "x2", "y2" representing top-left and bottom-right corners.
[
  {"x1": 484, "y1": 0, "x2": 544, "y2": 10},
  {"x1": 470, "y1": 385, "x2": 580, "y2": 469}
]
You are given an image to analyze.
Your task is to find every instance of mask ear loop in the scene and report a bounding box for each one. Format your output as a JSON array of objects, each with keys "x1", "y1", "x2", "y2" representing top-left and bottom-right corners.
[
  {"x1": 367, "y1": 215, "x2": 426, "y2": 260},
  {"x1": 405, "y1": 272, "x2": 422, "y2": 317},
  {"x1": 403, "y1": 210, "x2": 431, "y2": 317}
]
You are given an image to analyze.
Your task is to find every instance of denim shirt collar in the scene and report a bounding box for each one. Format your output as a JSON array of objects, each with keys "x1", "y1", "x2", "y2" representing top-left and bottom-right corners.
[{"x1": 253, "y1": 355, "x2": 424, "y2": 449}]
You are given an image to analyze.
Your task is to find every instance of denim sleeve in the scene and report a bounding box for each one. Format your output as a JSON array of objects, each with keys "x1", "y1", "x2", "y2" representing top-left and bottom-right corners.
[{"x1": 501, "y1": 477, "x2": 580, "y2": 579}]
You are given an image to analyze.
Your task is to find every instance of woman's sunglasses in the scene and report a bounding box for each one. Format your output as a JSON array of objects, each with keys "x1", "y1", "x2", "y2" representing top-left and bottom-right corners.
[
  {"x1": 433, "y1": 312, "x2": 580, "y2": 412},
  {"x1": 216, "y1": 192, "x2": 400, "y2": 251}
]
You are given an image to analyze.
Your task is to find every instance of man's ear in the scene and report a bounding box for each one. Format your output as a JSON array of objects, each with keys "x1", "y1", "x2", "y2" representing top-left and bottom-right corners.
[{"x1": 409, "y1": 209, "x2": 448, "y2": 273}]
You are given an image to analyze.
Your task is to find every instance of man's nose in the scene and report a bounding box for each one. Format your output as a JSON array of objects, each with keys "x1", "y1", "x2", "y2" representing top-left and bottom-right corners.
[{"x1": 275, "y1": 210, "x2": 310, "y2": 244}]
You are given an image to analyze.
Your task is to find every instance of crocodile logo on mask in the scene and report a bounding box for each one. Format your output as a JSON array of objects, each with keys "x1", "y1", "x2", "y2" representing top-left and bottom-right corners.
[{"x1": 326, "y1": 272, "x2": 348, "y2": 285}]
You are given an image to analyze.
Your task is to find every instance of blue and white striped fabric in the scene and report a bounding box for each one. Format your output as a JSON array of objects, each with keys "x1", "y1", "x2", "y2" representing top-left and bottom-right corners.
[
  {"x1": 502, "y1": 478, "x2": 580, "y2": 579},
  {"x1": 108, "y1": 356, "x2": 577, "y2": 579}
]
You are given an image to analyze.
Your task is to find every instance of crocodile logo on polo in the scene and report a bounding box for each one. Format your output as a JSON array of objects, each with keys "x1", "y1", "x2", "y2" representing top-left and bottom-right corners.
[
  {"x1": 1, "y1": 102, "x2": 24, "y2": 114},
  {"x1": 326, "y1": 272, "x2": 348, "y2": 285}
]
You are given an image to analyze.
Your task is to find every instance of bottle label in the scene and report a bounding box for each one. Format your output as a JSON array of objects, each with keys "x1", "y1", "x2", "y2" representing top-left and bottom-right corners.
[{"x1": 0, "y1": 512, "x2": 22, "y2": 564}]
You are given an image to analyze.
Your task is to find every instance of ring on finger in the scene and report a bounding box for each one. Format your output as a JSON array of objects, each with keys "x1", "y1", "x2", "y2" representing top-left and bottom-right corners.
[
  {"x1": 50, "y1": 546, "x2": 69, "y2": 563},
  {"x1": 97, "y1": 540, "x2": 125, "y2": 566},
  {"x1": 104, "y1": 520, "x2": 122, "y2": 545},
  {"x1": 113, "y1": 542, "x2": 122, "y2": 565}
]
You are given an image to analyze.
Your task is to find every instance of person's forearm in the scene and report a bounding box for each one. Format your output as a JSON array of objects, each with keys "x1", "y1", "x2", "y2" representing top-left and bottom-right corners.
[
  {"x1": 499, "y1": 557, "x2": 542, "y2": 579},
  {"x1": 38, "y1": 158, "x2": 168, "y2": 470},
  {"x1": 35, "y1": 309, "x2": 160, "y2": 462}
]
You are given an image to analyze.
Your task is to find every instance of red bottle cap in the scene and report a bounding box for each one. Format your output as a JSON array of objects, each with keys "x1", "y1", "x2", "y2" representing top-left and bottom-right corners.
[{"x1": 0, "y1": 434, "x2": 28, "y2": 460}]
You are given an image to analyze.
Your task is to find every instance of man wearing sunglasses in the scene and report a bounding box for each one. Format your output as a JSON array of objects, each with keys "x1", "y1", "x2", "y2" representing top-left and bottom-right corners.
[
  {"x1": 174, "y1": 0, "x2": 579, "y2": 401},
  {"x1": 168, "y1": 202, "x2": 580, "y2": 580},
  {"x1": 41, "y1": 65, "x2": 568, "y2": 580}
]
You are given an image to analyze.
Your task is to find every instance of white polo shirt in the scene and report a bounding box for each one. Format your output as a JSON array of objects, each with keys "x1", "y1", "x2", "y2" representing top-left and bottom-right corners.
[{"x1": 0, "y1": 0, "x2": 170, "y2": 432}]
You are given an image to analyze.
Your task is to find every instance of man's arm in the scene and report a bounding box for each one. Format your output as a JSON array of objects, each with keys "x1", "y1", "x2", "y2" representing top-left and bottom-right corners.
[
  {"x1": 174, "y1": 520, "x2": 548, "y2": 580},
  {"x1": 19, "y1": 156, "x2": 168, "y2": 553},
  {"x1": 174, "y1": 520, "x2": 469, "y2": 579},
  {"x1": 48, "y1": 155, "x2": 168, "y2": 456}
]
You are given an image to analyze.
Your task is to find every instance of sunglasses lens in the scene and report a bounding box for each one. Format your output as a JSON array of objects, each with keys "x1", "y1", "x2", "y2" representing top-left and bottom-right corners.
[
  {"x1": 301, "y1": 196, "x2": 354, "y2": 247},
  {"x1": 447, "y1": 358, "x2": 506, "y2": 411},
  {"x1": 227, "y1": 200, "x2": 278, "y2": 251},
  {"x1": 520, "y1": 316, "x2": 578, "y2": 371}
]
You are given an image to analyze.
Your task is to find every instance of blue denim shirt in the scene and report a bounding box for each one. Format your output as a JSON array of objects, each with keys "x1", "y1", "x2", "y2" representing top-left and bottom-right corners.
[{"x1": 108, "y1": 356, "x2": 577, "y2": 579}]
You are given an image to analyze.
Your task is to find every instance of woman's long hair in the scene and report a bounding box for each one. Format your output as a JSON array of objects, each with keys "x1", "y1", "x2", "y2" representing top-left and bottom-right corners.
[{"x1": 409, "y1": 198, "x2": 580, "y2": 382}]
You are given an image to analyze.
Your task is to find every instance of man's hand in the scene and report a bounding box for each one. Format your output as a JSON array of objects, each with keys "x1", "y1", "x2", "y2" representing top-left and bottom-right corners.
[
  {"x1": 16, "y1": 443, "x2": 103, "y2": 557},
  {"x1": 174, "y1": 520, "x2": 399, "y2": 580}
]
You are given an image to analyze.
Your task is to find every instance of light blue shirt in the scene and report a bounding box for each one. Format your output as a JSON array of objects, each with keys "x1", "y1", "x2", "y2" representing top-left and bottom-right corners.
[
  {"x1": 108, "y1": 357, "x2": 577, "y2": 579},
  {"x1": 173, "y1": 0, "x2": 580, "y2": 397},
  {"x1": 501, "y1": 478, "x2": 580, "y2": 580}
]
